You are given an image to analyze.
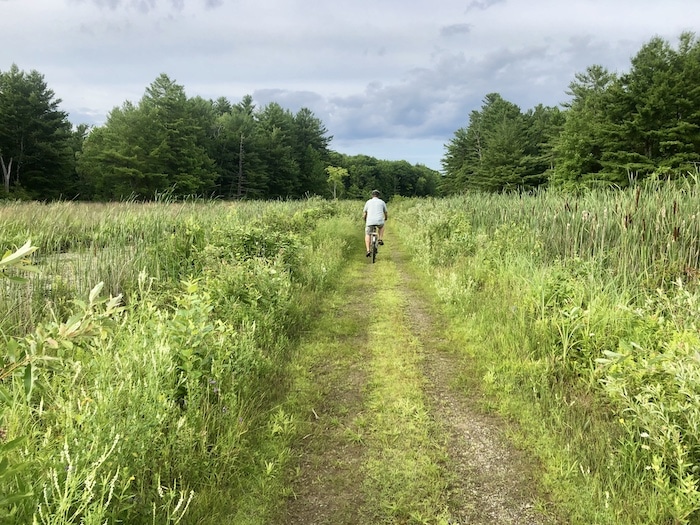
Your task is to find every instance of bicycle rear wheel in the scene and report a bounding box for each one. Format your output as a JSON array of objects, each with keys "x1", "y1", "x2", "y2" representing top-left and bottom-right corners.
[{"x1": 371, "y1": 230, "x2": 378, "y2": 263}]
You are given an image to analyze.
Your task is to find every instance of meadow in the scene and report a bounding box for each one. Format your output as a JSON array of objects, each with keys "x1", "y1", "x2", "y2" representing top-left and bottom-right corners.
[
  {"x1": 1, "y1": 176, "x2": 700, "y2": 524},
  {"x1": 0, "y1": 197, "x2": 358, "y2": 524},
  {"x1": 394, "y1": 174, "x2": 700, "y2": 524}
]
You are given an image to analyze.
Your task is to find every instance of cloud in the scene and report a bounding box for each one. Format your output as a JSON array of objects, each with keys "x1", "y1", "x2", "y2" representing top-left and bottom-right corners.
[
  {"x1": 441, "y1": 24, "x2": 472, "y2": 37},
  {"x1": 6, "y1": 0, "x2": 700, "y2": 171},
  {"x1": 69, "y1": 0, "x2": 220, "y2": 11},
  {"x1": 466, "y1": 0, "x2": 506, "y2": 11},
  {"x1": 252, "y1": 89, "x2": 326, "y2": 113}
]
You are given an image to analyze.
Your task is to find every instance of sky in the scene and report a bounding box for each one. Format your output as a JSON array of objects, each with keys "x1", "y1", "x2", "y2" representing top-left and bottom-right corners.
[{"x1": 1, "y1": 0, "x2": 698, "y2": 171}]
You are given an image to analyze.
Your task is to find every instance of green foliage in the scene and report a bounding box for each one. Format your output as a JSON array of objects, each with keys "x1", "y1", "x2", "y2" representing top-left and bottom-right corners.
[
  {"x1": 0, "y1": 65, "x2": 75, "y2": 199},
  {"x1": 393, "y1": 183, "x2": 700, "y2": 523},
  {"x1": 0, "y1": 434, "x2": 33, "y2": 521},
  {"x1": 443, "y1": 94, "x2": 562, "y2": 193},
  {"x1": 0, "y1": 240, "x2": 38, "y2": 282},
  {"x1": 551, "y1": 65, "x2": 619, "y2": 187},
  {"x1": 596, "y1": 284, "x2": 700, "y2": 524},
  {"x1": 0, "y1": 198, "x2": 356, "y2": 524},
  {"x1": 328, "y1": 153, "x2": 440, "y2": 200},
  {"x1": 77, "y1": 75, "x2": 218, "y2": 200},
  {"x1": 325, "y1": 165, "x2": 349, "y2": 199},
  {"x1": 0, "y1": 63, "x2": 437, "y2": 201},
  {"x1": 441, "y1": 32, "x2": 700, "y2": 193}
]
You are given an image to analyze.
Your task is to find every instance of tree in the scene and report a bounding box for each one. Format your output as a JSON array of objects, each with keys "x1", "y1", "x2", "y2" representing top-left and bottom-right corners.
[
  {"x1": 139, "y1": 74, "x2": 217, "y2": 195},
  {"x1": 552, "y1": 34, "x2": 700, "y2": 187},
  {"x1": 77, "y1": 74, "x2": 218, "y2": 199},
  {"x1": 551, "y1": 65, "x2": 618, "y2": 187},
  {"x1": 256, "y1": 102, "x2": 300, "y2": 198},
  {"x1": 607, "y1": 33, "x2": 700, "y2": 178},
  {"x1": 441, "y1": 127, "x2": 473, "y2": 195},
  {"x1": 521, "y1": 104, "x2": 565, "y2": 187},
  {"x1": 211, "y1": 97, "x2": 263, "y2": 198},
  {"x1": 442, "y1": 93, "x2": 529, "y2": 193},
  {"x1": 475, "y1": 94, "x2": 528, "y2": 191},
  {"x1": 325, "y1": 165, "x2": 348, "y2": 199},
  {"x1": 293, "y1": 107, "x2": 332, "y2": 195},
  {"x1": 77, "y1": 102, "x2": 160, "y2": 199},
  {"x1": 328, "y1": 153, "x2": 440, "y2": 199},
  {"x1": 0, "y1": 64, "x2": 74, "y2": 198}
]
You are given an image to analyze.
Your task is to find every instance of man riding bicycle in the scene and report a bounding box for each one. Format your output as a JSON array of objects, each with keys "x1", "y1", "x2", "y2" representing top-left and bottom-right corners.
[{"x1": 362, "y1": 189, "x2": 387, "y2": 257}]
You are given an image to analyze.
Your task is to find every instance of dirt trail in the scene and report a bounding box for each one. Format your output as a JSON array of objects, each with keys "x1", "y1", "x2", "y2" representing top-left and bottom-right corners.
[
  {"x1": 279, "y1": 235, "x2": 559, "y2": 524},
  {"x1": 393, "y1": 247, "x2": 557, "y2": 525},
  {"x1": 281, "y1": 270, "x2": 374, "y2": 525}
]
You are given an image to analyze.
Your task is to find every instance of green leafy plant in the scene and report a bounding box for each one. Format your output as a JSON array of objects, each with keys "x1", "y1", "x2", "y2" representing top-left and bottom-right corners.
[{"x1": 0, "y1": 240, "x2": 38, "y2": 282}]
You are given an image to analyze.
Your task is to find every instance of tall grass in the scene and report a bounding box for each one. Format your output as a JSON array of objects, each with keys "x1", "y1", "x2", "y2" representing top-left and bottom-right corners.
[
  {"x1": 0, "y1": 197, "x2": 358, "y2": 524},
  {"x1": 393, "y1": 176, "x2": 700, "y2": 524},
  {"x1": 402, "y1": 175, "x2": 700, "y2": 287}
]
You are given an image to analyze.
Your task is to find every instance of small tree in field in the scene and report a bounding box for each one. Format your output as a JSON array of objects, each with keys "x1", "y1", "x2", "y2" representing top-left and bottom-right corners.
[{"x1": 326, "y1": 165, "x2": 348, "y2": 199}]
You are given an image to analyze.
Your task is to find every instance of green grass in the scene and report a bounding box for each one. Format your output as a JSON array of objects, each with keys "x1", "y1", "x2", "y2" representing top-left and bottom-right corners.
[
  {"x1": 0, "y1": 198, "x2": 359, "y2": 524},
  {"x1": 392, "y1": 179, "x2": 700, "y2": 524},
  {"x1": 360, "y1": 256, "x2": 452, "y2": 524},
  {"x1": 5, "y1": 181, "x2": 700, "y2": 524}
]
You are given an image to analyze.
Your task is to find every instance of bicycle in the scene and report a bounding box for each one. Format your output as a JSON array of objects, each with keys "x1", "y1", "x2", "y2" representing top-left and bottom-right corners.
[{"x1": 369, "y1": 225, "x2": 379, "y2": 263}]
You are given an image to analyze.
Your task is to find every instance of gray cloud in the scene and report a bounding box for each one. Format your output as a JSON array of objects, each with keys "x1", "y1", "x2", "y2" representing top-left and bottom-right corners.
[
  {"x1": 441, "y1": 23, "x2": 472, "y2": 37},
  {"x1": 466, "y1": 0, "x2": 506, "y2": 11},
  {"x1": 252, "y1": 89, "x2": 326, "y2": 114},
  {"x1": 6, "y1": 0, "x2": 698, "y2": 170},
  {"x1": 70, "y1": 0, "x2": 220, "y2": 11}
]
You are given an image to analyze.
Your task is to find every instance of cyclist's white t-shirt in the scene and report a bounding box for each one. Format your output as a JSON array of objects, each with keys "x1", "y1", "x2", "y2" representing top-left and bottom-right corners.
[{"x1": 364, "y1": 197, "x2": 387, "y2": 226}]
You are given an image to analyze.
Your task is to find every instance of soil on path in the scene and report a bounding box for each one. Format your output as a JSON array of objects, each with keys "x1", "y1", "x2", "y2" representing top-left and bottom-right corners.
[
  {"x1": 393, "y1": 247, "x2": 558, "y2": 525},
  {"x1": 279, "y1": 235, "x2": 560, "y2": 525}
]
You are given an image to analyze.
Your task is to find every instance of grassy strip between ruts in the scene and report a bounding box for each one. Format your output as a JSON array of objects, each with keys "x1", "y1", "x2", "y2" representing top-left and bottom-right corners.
[
  {"x1": 360, "y1": 250, "x2": 454, "y2": 524},
  {"x1": 243, "y1": 234, "x2": 456, "y2": 524}
]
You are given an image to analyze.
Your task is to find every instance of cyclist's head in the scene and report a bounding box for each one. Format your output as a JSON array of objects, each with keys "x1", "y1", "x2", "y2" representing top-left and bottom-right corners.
[{"x1": 371, "y1": 189, "x2": 380, "y2": 197}]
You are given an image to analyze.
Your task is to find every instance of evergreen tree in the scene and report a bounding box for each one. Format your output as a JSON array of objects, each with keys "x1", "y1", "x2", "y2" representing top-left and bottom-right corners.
[
  {"x1": 521, "y1": 104, "x2": 565, "y2": 187},
  {"x1": 211, "y1": 97, "x2": 265, "y2": 198},
  {"x1": 551, "y1": 65, "x2": 618, "y2": 187},
  {"x1": 256, "y1": 102, "x2": 300, "y2": 198},
  {"x1": 441, "y1": 127, "x2": 473, "y2": 195},
  {"x1": 77, "y1": 74, "x2": 217, "y2": 199},
  {"x1": 293, "y1": 107, "x2": 332, "y2": 195},
  {"x1": 442, "y1": 93, "x2": 530, "y2": 192},
  {"x1": 77, "y1": 102, "x2": 162, "y2": 199},
  {"x1": 0, "y1": 64, "x2": 74, "y2": 198},
  {"x1": 607, "y1": 33, "x2": 700, "y2": 179},
  {"x1": 139, "y1": 74, "x2": 217, "y2": 196}
]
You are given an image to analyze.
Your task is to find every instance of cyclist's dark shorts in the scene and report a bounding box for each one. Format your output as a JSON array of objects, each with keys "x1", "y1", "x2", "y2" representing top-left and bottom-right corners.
[{"x1": 365, "y1": 223, "x2": 384, "y2": 235}]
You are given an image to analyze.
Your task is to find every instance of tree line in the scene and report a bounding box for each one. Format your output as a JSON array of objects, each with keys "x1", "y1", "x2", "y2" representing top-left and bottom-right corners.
[
  {"x1": 3, "y1": 31, "x2": 698, "y2": 201},
  {"x1": 0, "y1": 69, "x2": 439, "y2": 201},
  {"x1": 442, "y1": 32, "x2": 700, "y2": 193}
]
